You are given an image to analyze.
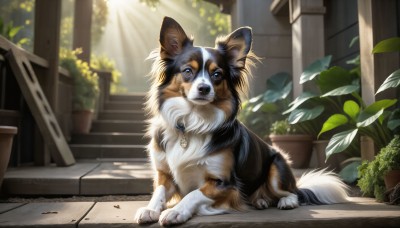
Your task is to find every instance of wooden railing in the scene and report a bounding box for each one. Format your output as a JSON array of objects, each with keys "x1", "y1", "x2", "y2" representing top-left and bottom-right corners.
[{"x1": 0, "y1": 35, "x2": 112, "y2": 167}]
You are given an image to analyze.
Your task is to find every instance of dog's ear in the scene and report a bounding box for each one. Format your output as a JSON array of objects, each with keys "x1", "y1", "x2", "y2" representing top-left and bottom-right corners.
[
  {"x1": 159, "y1": 17, "x2": 192, "y2": 59},
  {"x1": 216, "y1": 27, "x2": 252, "y2": 68}
]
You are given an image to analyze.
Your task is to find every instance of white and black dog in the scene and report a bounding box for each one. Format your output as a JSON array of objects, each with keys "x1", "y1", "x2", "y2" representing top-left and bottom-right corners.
[{"x1": 135, "y1": 17, "x2": 349, "y2": 226}]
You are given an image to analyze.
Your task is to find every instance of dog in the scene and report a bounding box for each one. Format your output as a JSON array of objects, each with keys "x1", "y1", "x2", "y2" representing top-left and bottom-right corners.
[{"x1": 135, "y1": 17, "x2": 349, "y2": 226}]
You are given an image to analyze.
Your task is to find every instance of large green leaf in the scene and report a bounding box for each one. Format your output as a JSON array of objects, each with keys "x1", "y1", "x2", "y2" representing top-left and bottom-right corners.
[
  {"x1": 343, "y1": 100, "x2": 360, "y2": 120},
  {"x1": 376, "y1": 69, "x2": 400, "y2": 94},
  {"x1": 321, "y1": 85, "x2": 359, "y2": 97},
  {"x1": 252, "y1": 102, "x2": 278, "y2": 113},
  {"x1": 266, "y1": 72, "x2": 291, "y2": 90},
  {"x1": 263, "y1": 81, "x2": 292, "y2": 103},
  {"x1": 357, "y1": 109, "x2": 384, "y2": 128},
  {"x1": 318, "y1": 114, "x2": 348, "y2": 138},
  {"x1": 387, "y1": 109, "x2": 400, "y2": 131},
  {"x1": 287, "y1": 105, "x2": 324, "y2": 124},
  {"x1": 282, "y1": 91, "x2": 317, "y2": 115},
  {"x1": 317, "y1": 66, "x2": 355, "y2": 94},
  {"x1": 300, "y1": 55, "x2": 332, "y2": 84},
  {"x1": 326, "y1": 129, "x2": 358, "y2": 159},
  {"x1": 364, "y1": 99, "x2": 397, "y2": 113},
  {"x1": 339, "y1": 159, "x2": 362, "y2": 183},
  {"x1": 249, "y1": 94, "x2": 262, "y2": 103},
  {"x1": 372, "y1": 37, "x2": 400, "y2": 54}
]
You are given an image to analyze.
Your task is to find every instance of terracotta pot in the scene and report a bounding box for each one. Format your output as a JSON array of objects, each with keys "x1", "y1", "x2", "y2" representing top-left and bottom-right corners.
[
  {"x1": 384, "y1": 169, "x2": 400, "y2": 190},
  {"x1": 269, "y1": 134, "x2": 313, "y2": 169},
  {"x1": 0, "y1": 126, "x2": 18, "y2": 189},
  {"x1": 313, "y1": 140, "x2": 344, "y2": 171},
  {"x1": 72, "y1": 110, "x2": 93, "y2": 134}
]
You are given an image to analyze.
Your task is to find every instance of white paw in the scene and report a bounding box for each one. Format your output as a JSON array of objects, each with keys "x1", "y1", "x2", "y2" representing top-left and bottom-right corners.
[
  {"x1": 277, "y1": 193, "x2": 299, "y2": 209},
  {"x1": 254, "y1": 199, "x2": 269, "y2": 209},
  {"x1": 159, "y1": 208, "x2": 191, "y2": 226},
  {"x1": 134, "y1": 207, "x2": 160, "y2": 224}
]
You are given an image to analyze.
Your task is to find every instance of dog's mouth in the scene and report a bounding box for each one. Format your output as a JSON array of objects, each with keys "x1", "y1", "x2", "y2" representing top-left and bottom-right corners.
[{"x1": 190, "y1": 96, "x2": 213, "y2": 105}]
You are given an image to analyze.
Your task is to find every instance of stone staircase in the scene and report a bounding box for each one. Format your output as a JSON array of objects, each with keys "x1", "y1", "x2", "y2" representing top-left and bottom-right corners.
[
  {"x1": 2, "y1": 94, "x2": 153, "y2": 196},
  {"x1": 70, "y1": 94, "x2": 148, "y2": 160}
]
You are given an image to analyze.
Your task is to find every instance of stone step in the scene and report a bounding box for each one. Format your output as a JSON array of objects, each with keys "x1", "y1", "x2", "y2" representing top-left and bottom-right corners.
[
  {"x1": 71, "y1": 133, "x2": 147, "y2": 145},
  {"x1": 91, "y1": 120, "x2": 146, "y2": 133},
  {"x1": 109, "y1": 94, "x2": 146, "y2": 102},
  {"x1": 2, "y1": 161, "x2": 152, "y2": 196},
  {"x1": 98, "y1": 110, "x2": 146, "y2": 121},
  {"x1": 70, "y1": 144, "x2": 147, "y2": 159},
  {"x1": 0, "y1": 198, "x2": 399, "y2": 227},
  {"x1": 104, "y1": 101, "x2": 144, "y2": 111}
]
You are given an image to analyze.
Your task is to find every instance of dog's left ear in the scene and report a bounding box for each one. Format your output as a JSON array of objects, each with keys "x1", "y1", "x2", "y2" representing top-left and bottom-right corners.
[
  {"x1": 216, "y1": 27, "x2": 252, "y2": 68},
  {"x1": 159, "y1": 17, "x2": 192, "y2": 59}
]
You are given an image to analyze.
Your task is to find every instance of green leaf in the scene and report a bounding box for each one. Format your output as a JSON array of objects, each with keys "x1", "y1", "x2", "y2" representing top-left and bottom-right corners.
[
  {"x1": 318, "y1": 114, "x2": 348, "y2": 138},
  {"x1": 282, "y1": 91, "x2": 317, "y2": 114},
  {"x1": 249, "y1": 94, "x2": 263, "y2": 103},
  {"x1": 388, "y1": 119, "x2": 400, "y2": 131},
  {"x1": 343, "y1": 100, "x2": 360, "y2": 120},
  {"x1": 357, "y1": 109, "x2": 384, "y2": 127},
  {"x1": 321, "y1": 85, "x2": 359, "y2": 97},
  {"x1": 287, "y1": 105, "x2": 324, "y2": 124},
  {"x1": 372, "y1": 37, "x2": 400, "y2": 54},
  {"x1": 349, "y1": 36, "x2": 359, "y2": 48},
  {"x1": 263, "y1": 81, "x2": 292, "y2": 103},
  {"x1": 317, "y1": 66, "x2": 355, "y2": 94},
  {"x1": 376, "y1": 69, "x2": 400, "y2": 94},
  {"x1": 8, "y1": 26, "x2": 22, "y2": 39},
  {"x1": 326, "y1": 129, "x2": 358, "y2": 159},
  {"x1": 364, "y1": 99, "x2": 397, "y2": 113},
  {"x1": 300, "y1": 55, "x2": 332, "y2": 84},
  {"x1": 339, "y1": 160, "x2": 362, "y2": 183}
]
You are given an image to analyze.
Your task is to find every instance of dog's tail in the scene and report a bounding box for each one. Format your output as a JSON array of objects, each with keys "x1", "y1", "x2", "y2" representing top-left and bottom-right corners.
[{"x1": 295, "y1": 169, "x2": 349, "y2": 205}]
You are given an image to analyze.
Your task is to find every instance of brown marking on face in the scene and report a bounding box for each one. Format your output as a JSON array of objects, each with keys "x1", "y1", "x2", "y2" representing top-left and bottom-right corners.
[
  {"x1": 189, "y1": 60, "x2": 199, "y2": 72},
  {"x1": 160, "y1": 75, "x2": 182, "y2": 101}
]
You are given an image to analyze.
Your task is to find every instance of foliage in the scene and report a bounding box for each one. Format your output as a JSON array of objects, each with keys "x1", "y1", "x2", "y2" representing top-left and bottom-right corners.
[
  {"x1": 283, "y1": 56, "x2": 361, "y2": 139},
  {"x1": 92, "y1": 0, "x2": 108, "y2": 46},
  {"x1": 60, "y1": 48, "x2": 99, "y2": 111},
  {"x1": 358, "y1": 135, "x2": 400, "y2": 201},
  {"x1": 239, "y1": 72, "x2": 292, "y2": 138},
  {"x1": 90, "y1": 54, "x2": 127, "y2": 94},
  {"x1": 0, "y1": 17, "x2": 29, "y2": 46},
  {"x1": 270, "y1": 119, "x2": 297, "y2": 135}
]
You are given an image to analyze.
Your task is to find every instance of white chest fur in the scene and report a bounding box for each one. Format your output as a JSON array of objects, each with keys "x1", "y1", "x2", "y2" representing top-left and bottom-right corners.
[{"x1": 158, "y1": 97, "x2": 227, "y2": 195}]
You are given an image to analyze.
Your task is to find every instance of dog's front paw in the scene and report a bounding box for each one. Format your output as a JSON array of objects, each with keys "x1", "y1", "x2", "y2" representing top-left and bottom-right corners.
[
  {"x1": 277, "y1": 193, "x2": 299, "y2": 210},
  {"x1": 135, "y1": 207, "x2": 160, "y2": 224},
  {"x1": 253, "y1": 198, "x2": 269, "y2": 210},
  {"x1": 159, "y1": 208, "x2": 191, "y2": 226}
]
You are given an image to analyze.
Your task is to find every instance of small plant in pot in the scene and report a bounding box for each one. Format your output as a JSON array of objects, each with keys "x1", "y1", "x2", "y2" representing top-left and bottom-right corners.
[
  {"x1": 269, "y1": 119, "x2": 313, "y2": 169},
  {"x1": 358, "y1": 135, "x2": 400, "y2": 202},
  {"x1": 60, "y1": 48, "x2": 99, "y2": 134}
]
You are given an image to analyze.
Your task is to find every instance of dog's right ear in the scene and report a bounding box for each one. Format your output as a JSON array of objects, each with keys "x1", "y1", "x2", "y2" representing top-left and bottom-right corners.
[{"x1": 159, "y1": 17, "x2": 192, "y2": 59}]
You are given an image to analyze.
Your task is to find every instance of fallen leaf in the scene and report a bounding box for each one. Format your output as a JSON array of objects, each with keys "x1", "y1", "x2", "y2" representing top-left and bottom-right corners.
[
  {"x1": 42, "y1": 211, "x2": 58, "y2": 214},
  {"x1": 114, "y1": 205, "x2": 120, "y2": 209}
]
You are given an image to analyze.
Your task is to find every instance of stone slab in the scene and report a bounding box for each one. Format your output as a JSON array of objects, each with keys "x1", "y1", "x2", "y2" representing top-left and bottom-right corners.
[
  {"x1": 2, "y1": 163, "x2": 99, "y2": 195},
  {"x1": 82, "y1": 198, "x2": 400, "y2": 228},
  {"x1": 0, "y1": 202, "x2": 94, "y2": 227},
  {"x1": 0, "y1": 203, "x2": 24, "y2": 214},
  {"x1": 80, "y1": 162, "x2": 153, "y2": 195},
  {"x1": 78, "y1": 201, "x2": 147, "y2": 227}
]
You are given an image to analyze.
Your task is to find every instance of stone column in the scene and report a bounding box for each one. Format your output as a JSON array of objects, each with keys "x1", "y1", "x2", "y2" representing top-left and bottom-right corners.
[{"x1": 290, "y1": 0, "x2": 326, "y2": 97}]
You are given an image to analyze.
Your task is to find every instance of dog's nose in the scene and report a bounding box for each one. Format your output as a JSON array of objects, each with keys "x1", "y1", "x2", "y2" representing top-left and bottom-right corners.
[{"x1": 198, "y1": 83, "x2": 211, "y2": 95}]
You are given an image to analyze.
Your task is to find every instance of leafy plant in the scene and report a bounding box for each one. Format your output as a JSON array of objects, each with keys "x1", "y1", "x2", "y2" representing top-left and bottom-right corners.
[
  {"x1": 239, "y1": 72, "x2": 292, "y2": 137},
  {"x1": 60, "y1": 48, "x2": 99, "y2": 111},
  {"x1": 0, "y1": 17, "x2": 29, "y2": 46},
  {"x1": 358, "y1": 135, "x2": 400, "y2": 201},
  {"x1": 270, "y1": 119, "x2": 297, "y2": 135},
  {"x1": 90, "y1": 54, "x2": 127, "y2": 94},
  {"x1": 283, "y1": 56, "x2": 361, "y2": 139}
]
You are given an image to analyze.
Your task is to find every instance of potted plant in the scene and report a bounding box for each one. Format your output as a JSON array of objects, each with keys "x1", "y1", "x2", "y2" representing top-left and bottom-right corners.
[
  {"x1": 358, "y1": 135, "x2": 400, "y2": 202},
  {"x1": 269, "y1": 119, "x2": 313, "y2": 169},
  {"x1": 239, "y1": 72, "x2": 292, "y2": 139},
  {"x1": 0, "y1": 126, "x2": 18, "y2": 189},
  {"x1": 60, "y1": 48, "x2": 99, "y2": 134}
]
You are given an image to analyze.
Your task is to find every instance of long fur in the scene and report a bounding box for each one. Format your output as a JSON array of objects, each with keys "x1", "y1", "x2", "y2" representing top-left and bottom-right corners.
[{"x1": 135, "y1": 17, "x2": 349, "y2": 226}]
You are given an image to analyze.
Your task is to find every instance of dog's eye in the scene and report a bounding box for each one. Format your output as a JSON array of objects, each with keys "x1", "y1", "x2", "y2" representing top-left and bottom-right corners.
[
  {"x1": 182, "y1": 68, "x2": 193, "y2": 81},
  {"x1": 211, "y1": 71, "x2": 222, "y2": 80}
]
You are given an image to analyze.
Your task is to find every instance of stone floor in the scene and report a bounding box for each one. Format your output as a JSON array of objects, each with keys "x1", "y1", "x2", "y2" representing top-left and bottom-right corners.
[{"x1": 0, "y1": 197, "x2": 399, "y2": 227}]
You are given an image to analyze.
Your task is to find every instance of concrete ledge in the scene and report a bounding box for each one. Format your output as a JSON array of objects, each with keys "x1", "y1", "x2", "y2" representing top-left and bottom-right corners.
[{"x1": 0, "y1": 198, "x2": 399, "y2": 227}]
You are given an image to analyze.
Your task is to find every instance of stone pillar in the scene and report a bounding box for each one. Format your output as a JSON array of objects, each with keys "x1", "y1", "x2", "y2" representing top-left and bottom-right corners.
[
  {"x1": 289, "y1": 0, "x2": 326, "y2": 97},
  {"x1": 357, "y1": 0, "x2": 399, "y2": 105},
  {"x1": 73, "y1": 0, "x2": 93, "y2": 63}
]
